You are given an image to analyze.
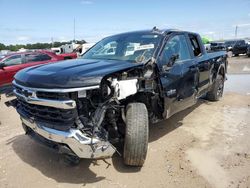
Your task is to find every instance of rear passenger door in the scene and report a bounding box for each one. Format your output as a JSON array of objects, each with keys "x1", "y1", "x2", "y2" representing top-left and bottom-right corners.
[
  {"x1": 187, "y1": 34, "x2": 210, "y2": 95},
  {"x1": 158, "y1": 34, "x2": 199, "y2": 118}
]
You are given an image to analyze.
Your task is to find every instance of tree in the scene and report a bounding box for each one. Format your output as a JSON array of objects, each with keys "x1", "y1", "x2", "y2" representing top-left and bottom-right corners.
[
  {"x1": 0, "y1": 40, "x2": 87, "y2": 51},
  {"x1": 0, "y1": 43, "x2": 6, "y2": 51},
  {"x1": 201, "y1": 37, "x2": 211, "y2": 44}
]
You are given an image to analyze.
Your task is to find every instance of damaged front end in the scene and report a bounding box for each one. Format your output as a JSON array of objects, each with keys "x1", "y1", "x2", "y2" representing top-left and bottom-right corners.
[{"x1": 8, "y1": 73, "x2": 141, "y2": 159}]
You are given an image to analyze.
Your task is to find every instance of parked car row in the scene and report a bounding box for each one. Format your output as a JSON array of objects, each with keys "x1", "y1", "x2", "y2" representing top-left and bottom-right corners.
[
  {"x1": 210, "y1": 42, "x2": 226, "y2": 51},
  {"x1": 0, "y1": 50, "x2": 77, "y2": 92},
  {"x1": 209, "y1": 39, "x2": 249, "y2": 57}
]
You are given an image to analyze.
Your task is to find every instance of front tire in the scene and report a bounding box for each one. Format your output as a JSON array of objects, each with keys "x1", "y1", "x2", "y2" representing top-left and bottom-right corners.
[
  {"x1": 206, "y1": 74, "x2": 224, "y2": 101},
  {"x1": 123, "y1": 103, "x2": 149, "y2": 167}
]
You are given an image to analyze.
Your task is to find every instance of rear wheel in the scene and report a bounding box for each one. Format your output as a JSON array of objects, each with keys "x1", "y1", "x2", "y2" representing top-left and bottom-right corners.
[
  {"x1": 206, "y1": 74, "x2": 224, "y2": 101},
  {"x1": 123, "y1": 103, "x2": 148, "y2": 166}
]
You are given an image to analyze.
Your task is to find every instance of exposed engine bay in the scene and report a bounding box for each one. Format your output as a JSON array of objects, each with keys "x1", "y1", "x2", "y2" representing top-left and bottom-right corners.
[
  {"x1": 70, "y1": 68, "x2": 163, "y2": 145},
  {"x1": 75, "y1": 76, "x2": 139, "y2": 143}
]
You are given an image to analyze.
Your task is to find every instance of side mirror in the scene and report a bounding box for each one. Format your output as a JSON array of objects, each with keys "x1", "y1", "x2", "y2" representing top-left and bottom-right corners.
[
  {"x1": 169, "y1": 54, "x2": 179, "y2": 65},
  {"x1": 162, "y1": 54, "x2": 179, "y2": 71},
  {"x1": 0, "y1": 63, "x2": 5, "y2": 69}
]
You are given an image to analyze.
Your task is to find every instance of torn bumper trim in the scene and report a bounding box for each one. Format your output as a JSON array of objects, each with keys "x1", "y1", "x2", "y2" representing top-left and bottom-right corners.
[{"x1": 21, "y1": 116, "x2": 116, "y2": 159}]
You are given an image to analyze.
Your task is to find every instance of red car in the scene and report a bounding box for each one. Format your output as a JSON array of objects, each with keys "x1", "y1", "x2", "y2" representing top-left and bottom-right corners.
[{"x1": 0, "y1": 50, "x2": 75, "y2": 89}]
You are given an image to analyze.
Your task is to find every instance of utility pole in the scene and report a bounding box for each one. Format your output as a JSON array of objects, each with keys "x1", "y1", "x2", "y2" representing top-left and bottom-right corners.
[
  {"x1": 73, "y1": 18, "x2": 76, "y2": 42},
  {"x1": 235, "y1": 25, "x2": 238, "y2": 38},
  {"x1": 51, "y1": 37, "x2": 54, "y2": 48}
]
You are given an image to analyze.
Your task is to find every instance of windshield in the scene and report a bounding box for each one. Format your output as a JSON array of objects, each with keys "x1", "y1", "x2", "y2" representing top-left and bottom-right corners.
[{"x1": 82, "y1": 33, "x2": 162, "y2": 63}]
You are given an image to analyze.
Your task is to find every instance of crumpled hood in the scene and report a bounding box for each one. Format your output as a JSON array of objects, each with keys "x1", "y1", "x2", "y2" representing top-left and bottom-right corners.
[{"x1": 14, "y1": 59, "x2": 143, "y2": 89}]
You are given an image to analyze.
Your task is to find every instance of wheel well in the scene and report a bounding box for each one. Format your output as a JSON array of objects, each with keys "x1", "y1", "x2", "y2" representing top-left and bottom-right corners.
[{"x1": 125, "y1": 92, "x2": 164, "y2": 122}]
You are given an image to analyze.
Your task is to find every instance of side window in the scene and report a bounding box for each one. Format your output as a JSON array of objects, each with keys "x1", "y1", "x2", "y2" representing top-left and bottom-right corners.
[
  {"x1": 3, "y1": 55, "x2": 22, "y2": 66},
  {"x1": 38, "y1": 54, "x2": 51, "y2": 61},
  {"x1": 25, "y1": 54, "x2": 41, "y2": 63},
  {"x1": 189, "y1": 35, "x2": 202, "y2": 57},
  {"x1": 161, "y1": 35, "x2": 191, "y2": 63},
  {"x1": 25, "y1": 53, "x2": 51, "y2": 63}
]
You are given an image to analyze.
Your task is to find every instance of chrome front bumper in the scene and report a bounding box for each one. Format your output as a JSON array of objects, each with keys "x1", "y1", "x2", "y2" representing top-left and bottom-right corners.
[{"x1": 21, "y1": 116, "x2": 116, "y2": 159}]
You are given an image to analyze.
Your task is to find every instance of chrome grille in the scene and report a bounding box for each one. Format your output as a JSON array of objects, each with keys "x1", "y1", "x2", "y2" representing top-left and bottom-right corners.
[{"x1": 13, "y1": 82, "x2": 79, "y2": 131}]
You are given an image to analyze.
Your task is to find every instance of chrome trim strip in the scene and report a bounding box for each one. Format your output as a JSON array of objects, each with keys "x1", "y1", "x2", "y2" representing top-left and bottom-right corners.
[
  {"x1": 13, "y1": 80, "x2": 99, "y2": 93},
  {"x1": 14, "y1": 89, "x2": 76, "y2": 109},
  {"x1": 21, "y1": 117, "x2": 116, "y2": 158}
]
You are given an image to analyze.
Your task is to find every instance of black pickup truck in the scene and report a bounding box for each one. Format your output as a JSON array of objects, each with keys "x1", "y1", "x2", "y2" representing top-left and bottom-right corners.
[
  {"x1": 225, "y1": 39, "x2": 248, "y2": 56},
  {"x1": 7, "y1": 28, "x2": 227, "y2": 166}
]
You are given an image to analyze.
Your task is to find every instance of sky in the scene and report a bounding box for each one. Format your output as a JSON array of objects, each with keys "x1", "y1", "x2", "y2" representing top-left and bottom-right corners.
[{"x1": 0, "y1": 0, "x2": 250, "y2": 45}]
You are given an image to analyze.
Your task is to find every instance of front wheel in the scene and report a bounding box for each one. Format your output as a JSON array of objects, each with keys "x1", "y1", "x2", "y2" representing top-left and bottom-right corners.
[
  {"x1": 206, "y1": 75, "x2": 224, "y2": 101},
  {"x1": 123, "y1": 103, "x2": 149, "y2": 167}
]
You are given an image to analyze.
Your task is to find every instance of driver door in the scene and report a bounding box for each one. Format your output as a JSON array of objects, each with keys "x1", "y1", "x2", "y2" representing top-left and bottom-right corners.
[{"x1": 157, "y1": 34, "x2": 199, "y2": 118}]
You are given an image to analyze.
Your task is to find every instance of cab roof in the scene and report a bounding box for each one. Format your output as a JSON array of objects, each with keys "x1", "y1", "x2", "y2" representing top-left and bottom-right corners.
[{"x1": 110, "y1": 27, "x2": 199, "y2": 38}]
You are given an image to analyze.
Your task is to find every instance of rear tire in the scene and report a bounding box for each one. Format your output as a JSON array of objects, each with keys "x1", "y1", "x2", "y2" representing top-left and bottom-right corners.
[
  {"x1": 123, "y1": 103, "x2": 148, "y2": 167},
  {"x1": 206, "y1": 74, "x2": 224, "y2": 101}
]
